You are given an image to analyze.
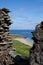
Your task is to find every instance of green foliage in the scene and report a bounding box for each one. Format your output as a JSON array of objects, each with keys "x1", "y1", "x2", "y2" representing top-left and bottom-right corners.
[{"x1": 12, "y1": 40, "x2": 31, "y2": 57}]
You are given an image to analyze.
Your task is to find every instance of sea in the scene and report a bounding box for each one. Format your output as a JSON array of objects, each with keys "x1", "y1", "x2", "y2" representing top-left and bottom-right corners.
[{"x1": 9, "y1": 30, "x2": 34, "y2": 41}]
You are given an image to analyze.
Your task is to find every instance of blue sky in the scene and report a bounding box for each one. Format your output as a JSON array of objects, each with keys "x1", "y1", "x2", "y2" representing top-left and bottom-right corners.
[{"x1": 0, "y1": 0, "x2": 43, "y2": 30}]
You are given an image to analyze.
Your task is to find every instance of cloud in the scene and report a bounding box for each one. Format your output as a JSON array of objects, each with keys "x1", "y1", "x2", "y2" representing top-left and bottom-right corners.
[{"x1": 9, "y1": 7, "x2": 40, "y2": 30}]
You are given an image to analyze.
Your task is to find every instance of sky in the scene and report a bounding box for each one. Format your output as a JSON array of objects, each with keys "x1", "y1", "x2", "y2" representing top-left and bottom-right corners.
[{"x1": 0, "y1": 0, "x2": 43, "y2": 30}]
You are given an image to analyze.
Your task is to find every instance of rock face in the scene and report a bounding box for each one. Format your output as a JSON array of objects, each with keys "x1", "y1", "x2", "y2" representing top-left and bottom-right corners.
[
  {"x1": 30, "y1": 21, "x2": 43, "y2": 65},
  {"x1": 0, "y1": 8, "x2": 16, "y2": 65}
]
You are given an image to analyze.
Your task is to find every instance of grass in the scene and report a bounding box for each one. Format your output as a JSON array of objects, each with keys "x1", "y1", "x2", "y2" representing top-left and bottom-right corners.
[{"x1": 12, "y1": 40, "x2": 31, "y2": 57}]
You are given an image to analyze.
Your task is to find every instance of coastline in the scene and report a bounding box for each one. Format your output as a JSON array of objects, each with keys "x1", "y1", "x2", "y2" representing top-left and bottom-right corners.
[{"x1": 11, "y1": 34, "x2": 33, "y2": 47}]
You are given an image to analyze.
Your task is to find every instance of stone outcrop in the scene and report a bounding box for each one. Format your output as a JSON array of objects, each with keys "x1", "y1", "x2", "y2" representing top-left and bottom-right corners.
[
  {"x1": 0, "y1": 8, "x2": 16, "y2": 65},
  {"x1": 30, "y1": 21, "x2": 43, "y2": 65}
]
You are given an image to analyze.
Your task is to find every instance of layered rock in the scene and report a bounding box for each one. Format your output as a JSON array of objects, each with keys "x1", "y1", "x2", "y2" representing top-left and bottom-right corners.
[
  {"x1": 30, "y1": 21, "x2": 43, "y2": 65},
  {"x1": 0, "y1": 8, "x2": 16, "y2": 65}
]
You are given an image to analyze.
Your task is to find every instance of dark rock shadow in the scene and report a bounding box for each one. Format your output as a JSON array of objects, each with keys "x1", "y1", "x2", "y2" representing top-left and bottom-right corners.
[{"x1": 14, "y1": 55, "x2": 30, "y2": 65}]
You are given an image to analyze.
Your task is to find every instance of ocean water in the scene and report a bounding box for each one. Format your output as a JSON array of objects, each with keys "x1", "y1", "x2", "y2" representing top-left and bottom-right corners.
[{"x1": 9, "y1": 30, "x2": 34, "y2": 41}]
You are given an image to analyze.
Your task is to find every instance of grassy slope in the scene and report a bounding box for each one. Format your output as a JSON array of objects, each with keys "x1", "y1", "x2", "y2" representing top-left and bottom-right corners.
[{"x1": 12, "y1": 40, "x2": 31, "y2": 57}]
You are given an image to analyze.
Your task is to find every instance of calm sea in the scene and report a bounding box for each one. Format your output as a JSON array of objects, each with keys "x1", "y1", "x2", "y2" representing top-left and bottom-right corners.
[{"x1": 9, "y1": 30, "x2": 34, "y2": 41}]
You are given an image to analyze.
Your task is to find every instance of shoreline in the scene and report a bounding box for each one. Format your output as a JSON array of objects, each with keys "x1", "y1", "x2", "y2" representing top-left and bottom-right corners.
[{"x1": 11, "y1": 34, "x2": 33, "y2": 46}]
